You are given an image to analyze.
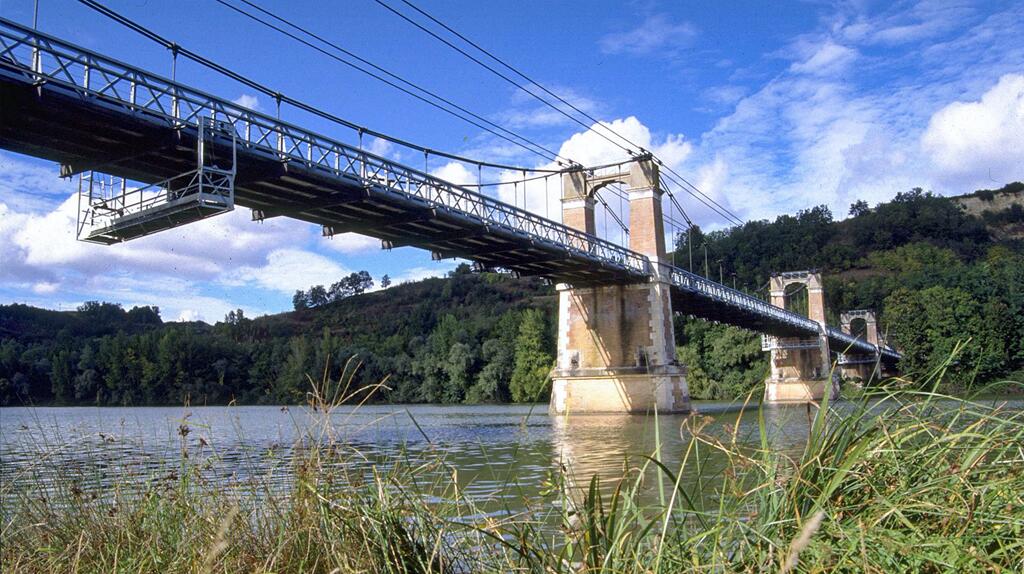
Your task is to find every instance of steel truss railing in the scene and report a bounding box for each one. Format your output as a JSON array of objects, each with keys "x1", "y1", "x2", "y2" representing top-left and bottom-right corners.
[
  {"x1": 666, "y1": 264, "x2": 901, "y2": 360},
  {"x1": 666, "y1": 264, "x2": 821, "y2": 332},
  {"x1": 828, "y1": 327, "x2": 900, "y2": 361},
  {"x1": 0, "y1": 18, "x2": 647, "y2": 277}
]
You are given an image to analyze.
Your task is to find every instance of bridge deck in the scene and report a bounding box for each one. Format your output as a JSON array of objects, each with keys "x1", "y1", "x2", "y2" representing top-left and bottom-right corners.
[{"x1": 0, "y1": 18, "x2": 898, "y2": 362}]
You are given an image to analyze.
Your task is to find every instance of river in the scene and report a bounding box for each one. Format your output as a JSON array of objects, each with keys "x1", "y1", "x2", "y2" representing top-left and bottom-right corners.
[{"x1": 2, "y1": 398, "x2": 1021, "y2": 514}]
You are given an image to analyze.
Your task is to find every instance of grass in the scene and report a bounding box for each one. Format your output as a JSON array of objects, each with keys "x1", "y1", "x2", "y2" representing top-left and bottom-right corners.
[{"x1": 2, "y1": 360, "x2": 1022, "y2": 573}]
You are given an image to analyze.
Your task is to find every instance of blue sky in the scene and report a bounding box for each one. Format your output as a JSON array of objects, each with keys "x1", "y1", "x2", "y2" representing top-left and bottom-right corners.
[{"x1": 1, "y1": 0, "x2": 1022, "y2": 322}]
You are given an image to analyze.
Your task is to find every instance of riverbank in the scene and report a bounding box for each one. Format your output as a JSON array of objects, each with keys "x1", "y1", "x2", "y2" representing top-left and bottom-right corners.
[{"x1": 2, "y1": 380, "x2": 1022, "y2": 573}]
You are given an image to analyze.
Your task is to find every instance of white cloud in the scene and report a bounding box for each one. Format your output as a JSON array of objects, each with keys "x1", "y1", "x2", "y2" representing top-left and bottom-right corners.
[
  {"x1": 497, "y1": 85, "x2": 602, "y2": 129},
  {"x1": 431, "y1": 162, "x2": 479, "y2": 186},
  {"x1": 599, "y1": 14, "x2": 697, "y2": 56},
  {"x1": 2, "y1": 182, "x2": 314, "y2": 285},
  {"x1": 225, "y1": 249, "x2": 350, "y2": 294},
  {"x1": 703, "y1": 85, "x2": 748, "y2": 106},
  {"x1": 789, "y1": 40, "x2": 858, "y2": 76},
  {"x1": 31, "y1": 281, "x2": 59, "y2": 294},
  {"x1": 0, "y1": 156, "x2": 76, "y2": 213},
  {"x1": 366, "y1": 137, "x2": 394, "y2": 158},
  {"x1": 839, "y1": 1, "x2": 977, "y2": 46},
  {"x1": 321, "y1": 232, "x2": 381, "y2": 254},
  {"x1": 232, "y1": 93, "x2": 261, "y2": 111},
  {"x1": 177, "y1": 309, "x2": 203, "y2": 322},
  {"x1": 684, "y1": 1, "x2": 1023, "y2": 223},
  {"x1": 80, "y1": 273, "x2": 266, "y2": 323},
  {"x1": 393, "y1": 262, "x2": 456, "y2": 284},
  {"x1": 921, "y1": 73, "x2": 1024, "y2": 186}
]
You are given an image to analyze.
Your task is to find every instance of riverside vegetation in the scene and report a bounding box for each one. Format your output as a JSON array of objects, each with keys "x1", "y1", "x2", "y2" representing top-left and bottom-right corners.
[
  {"x1": 2, "y1": 361, "x2": 1022, "y2": 572},
  {"x1": 1, "y1": 183, "x2": 1022, "y2": 406}
]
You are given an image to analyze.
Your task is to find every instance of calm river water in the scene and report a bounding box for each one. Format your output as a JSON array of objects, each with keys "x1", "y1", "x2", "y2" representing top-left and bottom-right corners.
[{"x1": 2, "y1": 398, "x2": 1021, "y2": 512}]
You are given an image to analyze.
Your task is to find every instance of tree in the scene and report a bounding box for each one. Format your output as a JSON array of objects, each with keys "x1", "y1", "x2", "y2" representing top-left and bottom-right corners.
[
  {"x1": 849, "y1": 199, "x2": 870, "y2": 217},
  {"x1": 127, "y1": 305, "x2": 161, "y2": 325},
  {"x1": 328, "y1": 271, "x2": 374, "y2": 302},
  {"x1": 308, "y1": 285, "x2": 329, "y2": 307},
  {"x1": 442, "y1": 342, "x2": 474, "y2": 403},
  {"x1": 380, "y1": 274, "x2": 391, "y2": 289},
  {"x1": 509, "y1": 309, "x2": 553, "y2": 402},
  {"x1": 884, "y1": 286, "x2": 1008, "y2": 390},
  {"x1": 292, "y1": 290, "x2": 309, "y2": 310},
  {"x1": 224, "y1": 308, "x2": 246, "y2": 325},
  {"x1": 467, "y1": 311, "x2": 521, "y2": 403}
]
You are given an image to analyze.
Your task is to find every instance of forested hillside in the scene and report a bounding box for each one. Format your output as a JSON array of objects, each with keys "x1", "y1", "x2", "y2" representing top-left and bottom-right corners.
[
  {"x1": 675, "y1": 183, "x2": 1023, "y2": 397},
  {"x1": 1, "y1": 184, "x2": 1021, "y2": 406},
  {"x1": 0, "y1": 269, "x2": 557, "y2": 406}
]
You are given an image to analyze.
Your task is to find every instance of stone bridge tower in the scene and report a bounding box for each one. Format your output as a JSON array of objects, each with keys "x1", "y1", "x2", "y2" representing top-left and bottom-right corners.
[
  {"x1": 838, "y1": 309, "x2": 882, "y2": 381},
  {"x1": 763, "y1": 271, "x2": 838, "y2": 402},
  {"x1": 550, "y1": 158, "x2": 689, "y2": 414}
]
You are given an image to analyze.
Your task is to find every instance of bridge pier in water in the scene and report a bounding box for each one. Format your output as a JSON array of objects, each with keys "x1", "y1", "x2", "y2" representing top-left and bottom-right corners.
[
  {"x1": 763, "y1": 271, "x2": 839, "y2": 403},
  {"x1": 550, "y1": 160, "x2": 689, "y2": 415}
]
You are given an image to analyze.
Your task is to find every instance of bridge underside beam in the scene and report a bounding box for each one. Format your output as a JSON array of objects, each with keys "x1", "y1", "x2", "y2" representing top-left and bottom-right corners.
[
  {"x1": 0, "y1": 73, "x2": 643, "y2": 286},
  {"x1": 671, "y1": 290, "x2": 810, "y2": 338}
]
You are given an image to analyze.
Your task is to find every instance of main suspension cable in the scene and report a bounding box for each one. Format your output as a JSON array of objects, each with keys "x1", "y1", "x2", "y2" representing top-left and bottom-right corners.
[
  {"x1": 77, "y1": 0, "x2": 566, "y2": 173},
  {"x1": 382, "y1": 0, "x2": 746, "y2": 226},
  {"x1": 215, "y1": 0, "x2": 576, "y2": 167},
  {"x1": 372, "y1": 0, "x2": 636, "y2": 157}
]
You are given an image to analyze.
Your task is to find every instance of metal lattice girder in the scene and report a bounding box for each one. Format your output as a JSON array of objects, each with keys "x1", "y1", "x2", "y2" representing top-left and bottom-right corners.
[{"x1": 0, "y1": 17, "x2": 648, "y2": 281}]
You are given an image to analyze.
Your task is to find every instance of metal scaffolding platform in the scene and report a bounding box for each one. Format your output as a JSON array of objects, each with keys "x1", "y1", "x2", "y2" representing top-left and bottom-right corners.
[{"x1": 77, "y1": 120, "x2": 236, "y2": 244}]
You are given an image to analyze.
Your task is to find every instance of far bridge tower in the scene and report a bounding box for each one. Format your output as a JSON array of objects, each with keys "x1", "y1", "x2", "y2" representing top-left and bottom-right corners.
[{"x1": 762, "y1": 271, "x2": 839, "y2": 402}]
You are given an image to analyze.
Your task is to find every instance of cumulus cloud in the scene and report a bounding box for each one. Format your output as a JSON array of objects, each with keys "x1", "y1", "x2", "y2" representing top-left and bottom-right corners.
[
  {"x1": 6, "y1": 191, "x2": 312, "y2": 281},
  {"x1": 599, "y1": 14, "x2": 697, "y2": 56},
  {"x1": 321, "y1": 233, "x2": 381, "y2": 254},
  {"x1": 232, "y1": 93, "x2": 261, "y2": 111},
  {"x1": 431, "y1": 162, "x2": 479, "y2": 186},
  {"x1": 224, "y1": 249, "x2": 350, "y2": 294},
  {"x1": 393, "y1": 262, "x2": 457, "y2": 284},
  {"x1": 686, "y1": 0, "x2": 1023, "y2": 222},
  {"x1": 921, "y1": 74, "x2": 1024, "y2": 186}
]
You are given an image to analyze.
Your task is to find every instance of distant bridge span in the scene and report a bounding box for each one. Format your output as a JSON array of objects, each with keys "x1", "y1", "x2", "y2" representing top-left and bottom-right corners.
[{"x1": 0, "y1": 19, "x2": 898, "y2": 410}]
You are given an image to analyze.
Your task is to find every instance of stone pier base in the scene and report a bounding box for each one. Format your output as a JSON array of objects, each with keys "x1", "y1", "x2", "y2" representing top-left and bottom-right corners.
[
  {"x1": 839, "y1": 363, "x2": 877, "y2": 382},
  {"x1": 763, "y1": 377, "x2": 839, "y2": 403},
  {"x1": 550, "y1": 367, "x2": 689, "y2": 415}
]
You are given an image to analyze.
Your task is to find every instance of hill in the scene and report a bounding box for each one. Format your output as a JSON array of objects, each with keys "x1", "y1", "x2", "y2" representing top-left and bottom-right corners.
[
  {"x1": 674, "y1": 182, "x2": 1023, "y2": 397},
  {"x1": 2, "y1": 183, "x2": 1021, "y2": 405},
  {"x1": 0, "y1": 271, "x2": 556, "y2": 406}
]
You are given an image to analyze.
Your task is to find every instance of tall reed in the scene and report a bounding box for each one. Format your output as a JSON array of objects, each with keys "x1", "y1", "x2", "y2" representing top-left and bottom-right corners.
[{"x1": 2, "y1": 359, "x2": 1021, "y2": 573}]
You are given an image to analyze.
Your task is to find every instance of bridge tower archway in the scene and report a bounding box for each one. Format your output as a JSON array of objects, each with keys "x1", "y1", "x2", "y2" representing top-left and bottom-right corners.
[
  {"x1": 838, "y1": 310, "x2": 882, "y2": 382},
  {"x1": 763, "y1": 271, "x2": 837, "y2": 402},
  {"x1": 550, "y1": 158, "x2": 689, "y2": 414}
]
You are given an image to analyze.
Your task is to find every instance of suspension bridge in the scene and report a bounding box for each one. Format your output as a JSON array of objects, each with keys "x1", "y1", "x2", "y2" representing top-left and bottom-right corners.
[{"x1": 0, "y1": 11, "x2": 899, "y2": 412}]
